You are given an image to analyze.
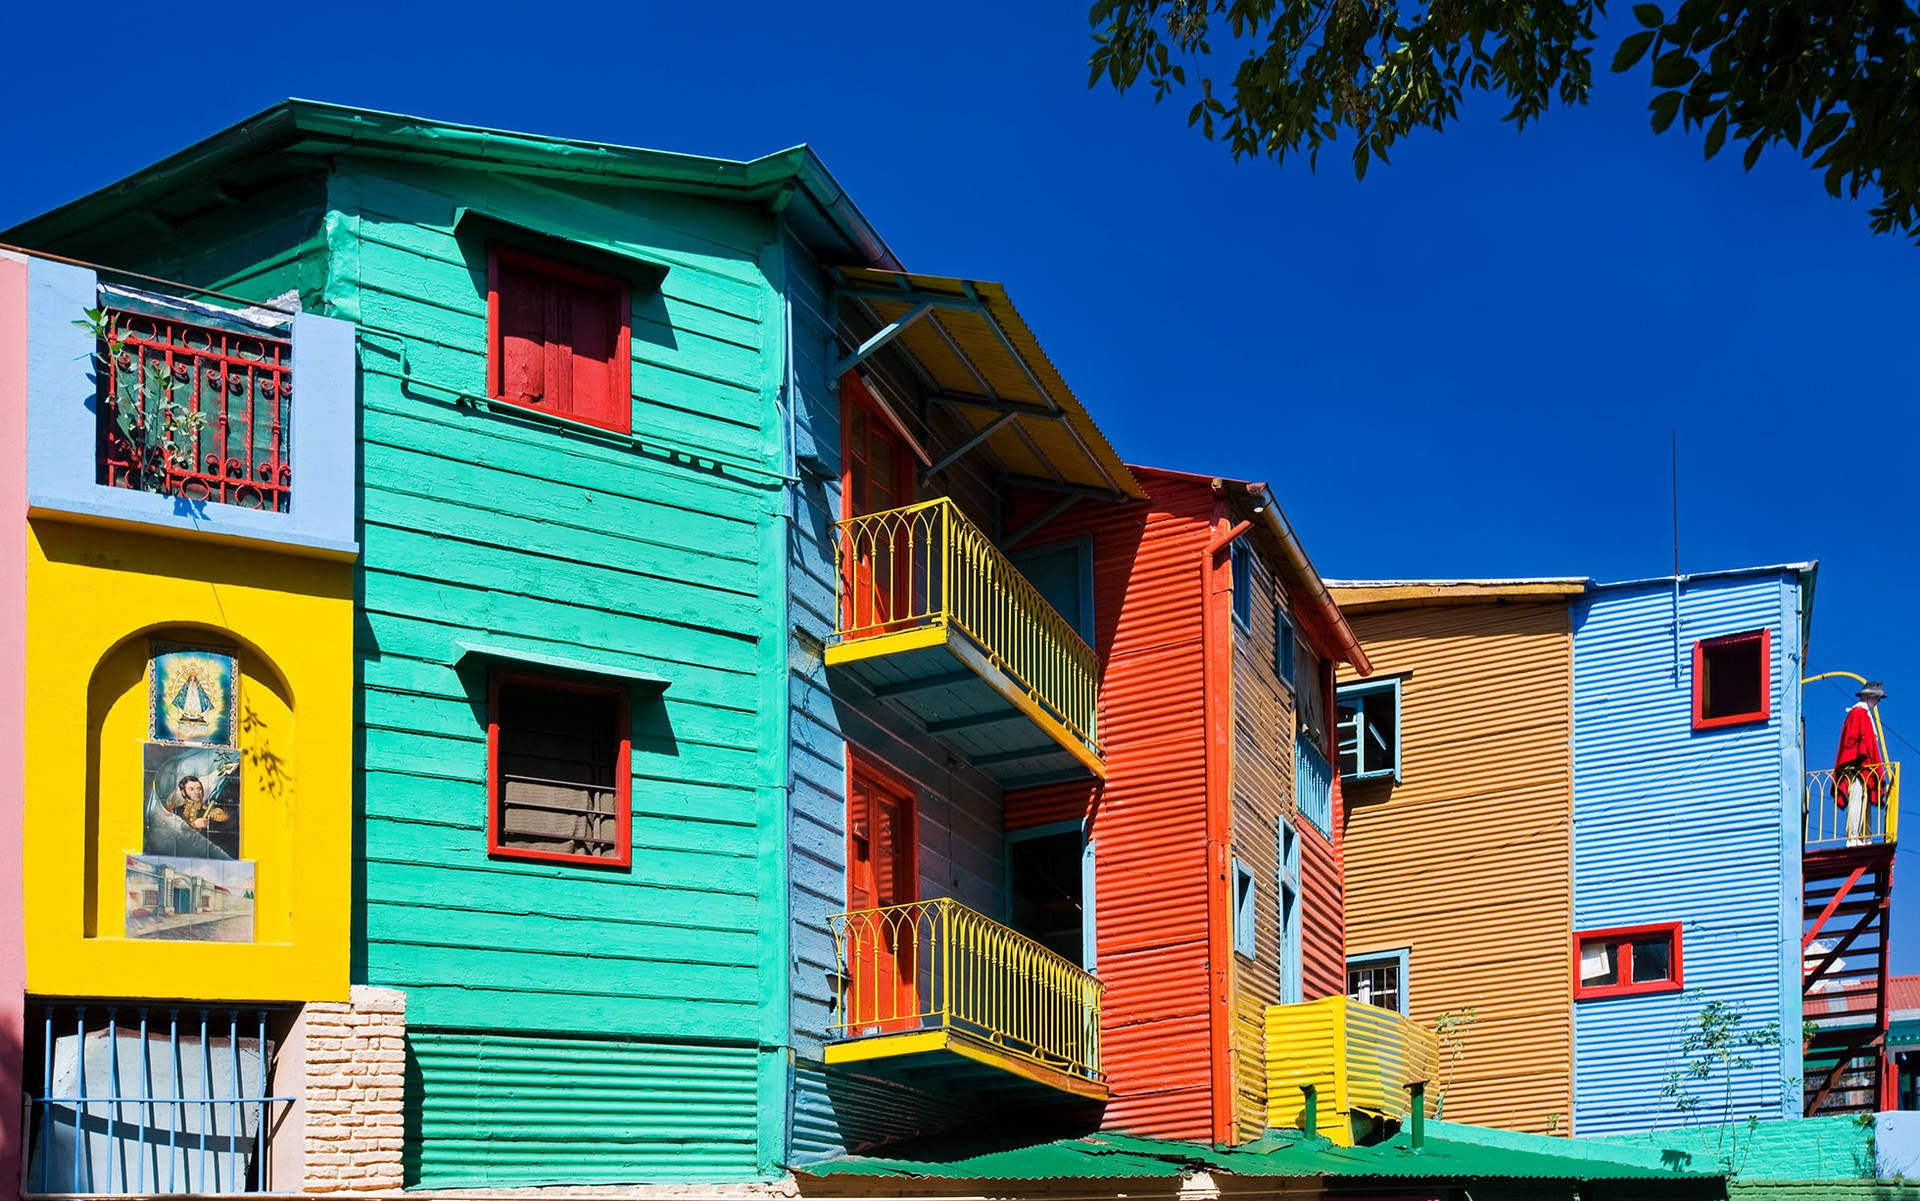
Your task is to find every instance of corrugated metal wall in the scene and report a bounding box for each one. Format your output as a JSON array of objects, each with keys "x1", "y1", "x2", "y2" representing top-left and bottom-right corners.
[
  {"x1": 1226, "y1": 543, "x2": 1343, "y2": 1139},
  {"x1": 1338, "y1": 600, "x2": 1575, "y2": 1132},
  {"x1": 404, "y1": 1030, "x2": 760, "y2": 1185},
  {"x1": 1571, "y1": 573, "x2": 1803, "y2": 1135},
  {"x1": 1009, "y1": 470, "x2": 1219, "y2": 1141}
]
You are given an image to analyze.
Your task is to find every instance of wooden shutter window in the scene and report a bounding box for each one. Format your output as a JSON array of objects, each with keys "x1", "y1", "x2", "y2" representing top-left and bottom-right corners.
[
  {"x1": 486, "y1": 245, "x2": 632, "y2": 435},
  {"x1": 487, "y1": 673, "x2": 632, "y2": 868}
]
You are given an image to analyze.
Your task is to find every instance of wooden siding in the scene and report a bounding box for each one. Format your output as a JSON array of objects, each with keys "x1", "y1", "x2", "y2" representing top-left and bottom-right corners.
[
  {"x1": 1008, "y1": 471, "x2": 1218, "y2": 1141},
  {"x1": 1570, "y1": 573, "x2": 1802, "y2": 1134},
  {"x1": 781, "y1": 231, "x2": 1011, "y2": 1159},
  {"x1": 1337, "y1": 601, "x2": 1575, "y2": 1133},
  {"x1": 328, "y1": 161, "x2": 791, "y2": 1180}
]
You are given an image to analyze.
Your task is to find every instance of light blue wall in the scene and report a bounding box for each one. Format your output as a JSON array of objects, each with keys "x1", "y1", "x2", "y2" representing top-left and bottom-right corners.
[
  {"x1": 1571, "y1": 570, "x2": 1806, "y2": 1135},
  {"x1": 22, "y1": 258, "x2": 357, "y2": 556}
]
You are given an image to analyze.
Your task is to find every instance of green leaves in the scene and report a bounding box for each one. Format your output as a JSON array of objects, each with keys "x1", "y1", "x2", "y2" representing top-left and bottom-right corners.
[
  {"x1": 1088, "y1": 0, "x2": 1920, "y2": 242},
  {"x1": 1613, "y1": 30, "x2": 1656, "y2": 71},
  {"x1": 1650, "y1": 91, "x2": 1683, "y2": 133}
]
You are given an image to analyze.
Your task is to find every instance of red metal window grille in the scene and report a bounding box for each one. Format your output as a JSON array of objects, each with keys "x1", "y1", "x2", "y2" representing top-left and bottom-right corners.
[
  {"x1": 486, "y1": 246, "x2": 632, "y2": 434},
  {"x1": 1693, "y1": 628, "x2": 1772, "y2": 730},
  {"x1": 1573, "y1": 922, "x2": 1684, "y2": 999},
  {"x1": 486, "y1": 672, "x2": 632, "y2": 869},
  {"x1": 96, "y1": 310, "x2": 292, "y2": 511}
]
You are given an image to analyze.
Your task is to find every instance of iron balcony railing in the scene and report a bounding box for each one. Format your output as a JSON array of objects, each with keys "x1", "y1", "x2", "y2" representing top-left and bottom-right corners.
[
  {"x1": 829, "y1": 897, "x2": 1104, "y2": 1084},
  {"x1": 832, "y1": 498, "x2": 1099, "y2": 756},
  {"x1": 1805, "y1": 762, "x2": 1901, "y2": 850},
  {"x1": 96, "y1": 306, "x2": 293, "y2": 511}
]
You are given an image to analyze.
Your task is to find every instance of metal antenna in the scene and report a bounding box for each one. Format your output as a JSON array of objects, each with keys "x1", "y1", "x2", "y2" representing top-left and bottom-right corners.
[{"x1": 1671, "y1": 430, "x2": 1681, "y2": 578}]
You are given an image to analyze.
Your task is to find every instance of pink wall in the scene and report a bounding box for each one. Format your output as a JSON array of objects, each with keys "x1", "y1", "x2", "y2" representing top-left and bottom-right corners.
[{"x1": 0, "y1": 251, "x2": 29, "y2": 1193}]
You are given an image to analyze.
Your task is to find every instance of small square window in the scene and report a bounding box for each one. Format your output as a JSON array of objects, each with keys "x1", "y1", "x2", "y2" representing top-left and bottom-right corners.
[
  {"x1": 1337, "y1": 679, "x2": 1401, "y2": 782},
  {"x1": 488, "y1": 673, "x2": 631, "y2": 868},
  {"x1": 1233, "y1": 859, "x2": 1257, "y2": 958},
  {"x1": 1231, "y1": 541, "x2": 1252, "y2": 629},
  {"x1": 1348, "y1": 950, "x2": 1408, "y2": 1015},
  {"x1": 487, "y1": 245, "x2": 632, "y2": 434},
  {"x1": 1693, "y1": 629, "x2": 1771, "y2": 729},
  {"x1": 1275, "y1": 607, "x2": 1296, "y2": 687},
  {"x1": 1574, "y1": 923, "x2": 1682, "y2": 999}
]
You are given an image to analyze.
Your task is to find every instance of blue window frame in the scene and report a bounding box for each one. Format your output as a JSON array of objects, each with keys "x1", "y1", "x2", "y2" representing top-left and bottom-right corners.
[
  {"x1": 1275, "y1": 606, "x2": 1296, "y2": 688},
  {"x1": 1296, "y1": 732, "x2": 1333, "y2": 835},
  {"x1": 1011, "y1": 536, "x2": 1096, "y2": 646},
  {"x1": 1233, "y1": 858, "x2": 1257, "y2": 958},
  {"x1": 1005, "y1": 819, "x2": 1094, "y2": 970},
  {"x1": 1230, "y1": 540, "x2": 1252, "y2": 628},
  {"x1": 1337, "y1": 678, "x2": 1401, "y2": 782},
  {"x1": 1348, "y1": 948, "x2": 1410, "y2": 1015},
  {"x1": 1278, "y1": 818, "x2": 1303, "y2": 1004}
]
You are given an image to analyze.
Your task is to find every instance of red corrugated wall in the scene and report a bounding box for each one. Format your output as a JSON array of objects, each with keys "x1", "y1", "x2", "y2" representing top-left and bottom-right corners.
[{"x1": 1005, "y1": 470, "x2": 1224, "y2": 1141}]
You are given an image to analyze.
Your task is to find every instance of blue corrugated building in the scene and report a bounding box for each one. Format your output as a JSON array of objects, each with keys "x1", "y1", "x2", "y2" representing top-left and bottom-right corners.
[{"x1": 1570, "y1": 564, "x2": 1813, "y2": 1134}]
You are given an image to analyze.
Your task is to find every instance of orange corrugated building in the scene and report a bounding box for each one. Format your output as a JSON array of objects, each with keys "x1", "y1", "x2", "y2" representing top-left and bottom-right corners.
[
  {"x1": 1010, "y1": 468, "x2": 1369, "y2": 1143},
  {"x1": 1329, "y1": 580, "x2": 1585, "y2": 1133}
]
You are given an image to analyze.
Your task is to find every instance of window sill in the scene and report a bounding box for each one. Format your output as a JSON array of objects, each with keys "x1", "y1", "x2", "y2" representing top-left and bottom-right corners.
[
  {"x1": 1692, "y1": 711, "x2": 1768, "y2": 731},
  {"x1": 1575, "y1": 979, "x2": 1684, "y2": 1001}
]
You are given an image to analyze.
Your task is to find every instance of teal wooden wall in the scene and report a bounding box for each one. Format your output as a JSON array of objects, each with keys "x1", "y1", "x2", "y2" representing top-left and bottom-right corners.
[{"x1": 319, "y1": 159, "x2": 793, "y2": 1185}]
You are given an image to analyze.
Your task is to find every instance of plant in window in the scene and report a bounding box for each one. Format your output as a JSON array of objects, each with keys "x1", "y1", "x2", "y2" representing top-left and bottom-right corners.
[{"x1": 76, "y1": 306, "x2": 207, "y2": 487}]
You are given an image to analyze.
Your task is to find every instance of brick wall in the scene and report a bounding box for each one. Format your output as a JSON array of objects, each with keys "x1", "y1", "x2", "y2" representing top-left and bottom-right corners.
[{"x1": 297, "y1": 985, "x2": 407, "y2": 1192}]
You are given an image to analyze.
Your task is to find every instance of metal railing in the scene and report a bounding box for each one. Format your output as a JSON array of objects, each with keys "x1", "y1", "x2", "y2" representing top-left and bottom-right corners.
[
  {"x1": 97, "y1": 306, "x2": 293, "y2": 511},
  {"x1": 829, "y1": 897, "x2": 1104, "y2": 1083},
  {"x1": 832, "y1": 498, "x2": 1100, "y2": 755},
  {"x1": 26, "y1": 1001, "x2": 292, "y2": 1196},
  {"x1": 1806, "y1": 763, "x2": 1901, "y2": 850}
]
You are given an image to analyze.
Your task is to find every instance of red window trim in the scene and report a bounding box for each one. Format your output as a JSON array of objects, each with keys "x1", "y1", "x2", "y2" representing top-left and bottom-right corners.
[
  {"x1": 485, "y1": 243, "x2": 633, "y2": 435},
  {"x1": 1573, "y1": 921, "x2": 1683, "y2": 1000},
  {"x1": 1692, "y1": 627, "x2": 1772, "y2": 730},
  {"x1": 486, "y1": 670, "x2": 633, "y2": 869}
]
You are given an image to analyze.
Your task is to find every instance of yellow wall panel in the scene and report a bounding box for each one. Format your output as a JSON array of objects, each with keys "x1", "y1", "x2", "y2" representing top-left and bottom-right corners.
[
  {"x1": 24, "y1": 517, "x2": 352, "y2": 1001},
  {"x1": 1336, "y1": 600, "x2": 1574, "y2": 1133}
]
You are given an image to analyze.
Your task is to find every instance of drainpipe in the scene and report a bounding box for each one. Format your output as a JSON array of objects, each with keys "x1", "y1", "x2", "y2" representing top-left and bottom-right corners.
[
  {"x1": 1201, "y1": 510, "x2": 1249, "y2": 1145},
  {"x1": 1406, "y1": 1080, "x2": 1428, "y2": 1152},
  {"x1": 1299, "y1": 1084, "x2": 1318, "y2": 1137}
]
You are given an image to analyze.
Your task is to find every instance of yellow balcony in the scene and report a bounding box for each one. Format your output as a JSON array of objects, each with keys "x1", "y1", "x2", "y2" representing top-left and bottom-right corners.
[
  {"x1": 826, "y1": 898, "x2": 1106, "y2": 1101},
  {"x1": 1805, "y1": 763, "x2": 1900, "y2": 852},
  {"x1": 1265, "y1": 997, "x2": 1438, "y2": 1146},
  {"x1": 826, "y1": 498, "x2": 1102, "y2": 786}
]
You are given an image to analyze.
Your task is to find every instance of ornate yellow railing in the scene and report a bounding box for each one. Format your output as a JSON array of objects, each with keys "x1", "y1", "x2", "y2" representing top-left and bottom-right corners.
[
  {"x1": 832, "y1": 498, "x2": 1100, "y2": 755},
  {"x1": 828, "y1": 897, "x2": 1104, "y2": 1083},
  {"x1": 1806, "y1": 763, "x2": 1901, "y2": 850}
]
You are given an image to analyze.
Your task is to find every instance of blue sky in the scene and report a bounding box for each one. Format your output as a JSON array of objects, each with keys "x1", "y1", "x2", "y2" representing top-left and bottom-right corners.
[{"x1": 5, "y1": 2, "x2": 1918, "y2": 968}]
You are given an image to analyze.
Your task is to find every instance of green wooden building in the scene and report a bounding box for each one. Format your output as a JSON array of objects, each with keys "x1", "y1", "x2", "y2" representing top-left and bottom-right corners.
[{"x1": 5, "y1": 100, "x2": 903, "y2": 1187}]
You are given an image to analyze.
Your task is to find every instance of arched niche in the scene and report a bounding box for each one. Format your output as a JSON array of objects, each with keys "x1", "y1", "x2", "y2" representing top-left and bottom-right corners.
[{"x1": 83, "y1": 624, "x2": 297, "y2": 943}]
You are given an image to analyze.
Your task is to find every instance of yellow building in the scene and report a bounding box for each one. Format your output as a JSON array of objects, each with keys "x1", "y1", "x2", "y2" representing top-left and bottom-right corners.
[
  {"x1": 1329, "y1": 580, "x2": 1585, "y2": 1133},
  {"x1": 3, "y1": 251, "x2": 362, "y2": 1194}
]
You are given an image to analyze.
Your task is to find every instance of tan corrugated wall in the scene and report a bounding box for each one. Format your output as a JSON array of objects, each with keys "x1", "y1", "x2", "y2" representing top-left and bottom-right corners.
[{"x1": 1337, "y1": 601, "x2": 1574, "y2": 1133}]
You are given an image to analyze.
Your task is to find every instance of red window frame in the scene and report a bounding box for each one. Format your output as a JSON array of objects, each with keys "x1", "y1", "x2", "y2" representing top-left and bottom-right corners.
[
  {"x1": 1573, "y1": 922, "x2": 1683, "y2": 999},
  {"x1": 486, "y1": 671, "x2": 633, "y2": 869},
  {"x1": 485, "y1": 244, "x2": 632, "y2": 434},
  {"x1": 1692, "y1": 628, "x2": 1772, "y2": 730}
]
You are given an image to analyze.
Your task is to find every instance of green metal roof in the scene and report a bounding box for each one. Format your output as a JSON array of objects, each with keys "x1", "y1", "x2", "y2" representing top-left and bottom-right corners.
[
  {"x1": 2, "y1": 99, "x2": 900, "y2": 270},
  {"x1": 798, "y1": 1122, "x2": 1724, "y2": 1183}
]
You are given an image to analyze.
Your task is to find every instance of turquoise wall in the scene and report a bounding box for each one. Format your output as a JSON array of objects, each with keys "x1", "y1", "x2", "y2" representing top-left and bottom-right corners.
[{"x1": 315, "y1": 159, "x2": 795, "y2": 1184}]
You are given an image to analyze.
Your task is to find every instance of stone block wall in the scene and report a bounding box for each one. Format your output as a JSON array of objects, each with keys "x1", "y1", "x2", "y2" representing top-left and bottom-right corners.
[{"x1": 296, "y1": 985, "x2": 408, "y2": 1192}]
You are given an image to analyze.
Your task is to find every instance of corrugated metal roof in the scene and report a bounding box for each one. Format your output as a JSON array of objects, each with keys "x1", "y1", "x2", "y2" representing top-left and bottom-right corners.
[
  {"x1": 1590, "y1": 562, "x2": 1818, "y2": 591},
  {"x1": 1886, "y1": 974, "x2": 1920, "y2": 1017},
  {"x1": 1328, "y1": 579, "x2": 1590, "y2": 613},
  {"x1": 798, "y1": 1123, "x2": 1723, "y2": 1181},
  {"x1": 836, "y1": 269, "x2": 1146, "y2": 501}
]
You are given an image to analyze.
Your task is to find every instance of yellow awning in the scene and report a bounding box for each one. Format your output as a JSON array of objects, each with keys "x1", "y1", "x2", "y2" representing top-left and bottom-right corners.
[{"x1": 835, "y1": 268, "x2": 1145, "y2": 501}]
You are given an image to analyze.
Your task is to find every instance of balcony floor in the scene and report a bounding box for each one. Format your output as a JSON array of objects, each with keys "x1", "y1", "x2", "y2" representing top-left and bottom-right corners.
[
  {"x1": 825, "y1": 1027, "x2": 1109, "y2": 1103},
  {"x1": 826, "y1": 625, "x2": 1103, "y2": 788}
]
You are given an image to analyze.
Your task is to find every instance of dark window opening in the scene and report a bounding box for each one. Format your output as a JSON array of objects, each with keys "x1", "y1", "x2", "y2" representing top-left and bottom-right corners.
[
  {"x1": 1231, "y1": 540, "x2": 1252, "y2": 628},
  {"x1": 1348, "y1": 954, "x2": 1404, "y2": 1014},
  {"x1": 490, "y1": 675, "x2": 629, "y2": 867},
  {"x1": 1275, "y1": 607, "x2": 1296, "y2": 686},
  {"x1": 1695, "y1": 630, "x2": 1769, "y2": 728},
  {"x1": 1008, "y1": 828, "x2": 1085, "y2": 966}
]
